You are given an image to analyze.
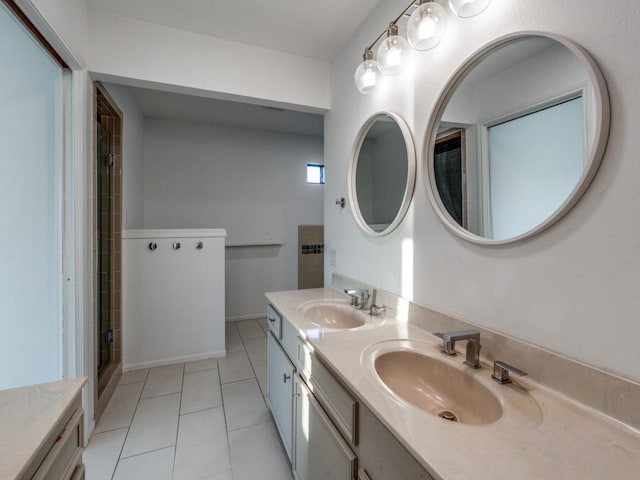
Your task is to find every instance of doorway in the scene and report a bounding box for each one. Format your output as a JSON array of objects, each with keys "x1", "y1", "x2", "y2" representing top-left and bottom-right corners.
[
  {"x1": 94, "y1": 83, "x2": 123, "y2": 420},
  {"x1": 434, "y1": 128, "x2": 467, "y2": 228}
]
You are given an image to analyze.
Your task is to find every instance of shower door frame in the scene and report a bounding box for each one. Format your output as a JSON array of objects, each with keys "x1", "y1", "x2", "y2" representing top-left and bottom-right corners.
[{"x1": 94, "y1": 82, "x2": 123, "y2": 421}]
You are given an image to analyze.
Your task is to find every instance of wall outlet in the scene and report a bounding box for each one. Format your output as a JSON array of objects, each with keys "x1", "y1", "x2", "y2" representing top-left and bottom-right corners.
[{"x1": 329, "y1": 248, "x2": 337, "y2": 267}]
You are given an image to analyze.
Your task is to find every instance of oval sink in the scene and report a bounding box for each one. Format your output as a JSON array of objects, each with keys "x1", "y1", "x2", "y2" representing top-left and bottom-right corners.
[
  {"x1": 300, "y1": 301, "x2": 367, "y2": 329},
  {"x1": 374, "y1": 350, "x2": 503, "y2": 425}
]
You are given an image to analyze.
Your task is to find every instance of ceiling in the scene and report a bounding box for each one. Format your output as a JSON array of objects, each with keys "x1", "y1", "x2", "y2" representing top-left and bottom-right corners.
[
  {"x1": 85, "y1": 0, "x2": 382, "y2": 60},
  {"x1": 123, "y1": 85, "x2": 324, "y2": 137}
]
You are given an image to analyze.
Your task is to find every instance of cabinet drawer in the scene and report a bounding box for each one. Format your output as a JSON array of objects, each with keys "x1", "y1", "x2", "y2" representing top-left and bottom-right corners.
[
  {"x1": 280, "y1": 314, "x2": 299, "y2": 361},
  {"x1": 33, "y1": 407, "x2": 83, "y2": 480},
  {"x1": 307, "y1": 353, "x2": 358, "y2": 446},
  {"x1": 267, "y1": 305, "x2": 282, "y2": 339},
  {"x1": 296, "y1": 336, "x2": 313, "y2": 379},
  {"x1": 294, "y1": 376, "x2": 357, "y2": 480}
]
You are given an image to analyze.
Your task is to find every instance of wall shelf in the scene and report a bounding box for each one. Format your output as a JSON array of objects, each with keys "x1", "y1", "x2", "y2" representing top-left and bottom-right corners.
[
  {"x1": 225, "y1": 239, "x2": 283, "y2": 248},
  {"x1": 123, "y1": 229, "x2": 227, "y2": 239}
]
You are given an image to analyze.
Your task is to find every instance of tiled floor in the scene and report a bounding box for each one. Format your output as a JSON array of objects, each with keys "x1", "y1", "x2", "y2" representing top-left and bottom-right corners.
[{"x1": 84, "y1": 319, "x2": 292, "y2": 480}]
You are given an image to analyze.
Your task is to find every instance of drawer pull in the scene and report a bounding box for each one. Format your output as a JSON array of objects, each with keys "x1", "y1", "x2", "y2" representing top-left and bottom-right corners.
[
  {"x1": 283, "y1": 373, "x2": 291, "y2": 383},
  {"x1": 55, "y1": 426, "x2": 67, "y2": 443},
  {"x1": 269, "y1": 317, "x2": 276, "y2": 323}
]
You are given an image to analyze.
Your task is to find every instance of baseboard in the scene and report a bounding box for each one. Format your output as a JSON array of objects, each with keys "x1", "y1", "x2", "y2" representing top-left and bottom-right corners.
[
  {"x1": 84, "y1": 420, "x2": 96, "y2": 448},
  {"x1": 95, "y1": 362, "x2": 122, "y2": 424},
  {"x1": 123, "y1": 349, "x2": 226, "y2": 372},
  {"x1": 226, "y1": 313, "x2": 265, "y2": 322}
]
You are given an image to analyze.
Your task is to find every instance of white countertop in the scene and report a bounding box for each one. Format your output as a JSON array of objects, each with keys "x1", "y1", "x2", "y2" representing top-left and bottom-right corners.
[
  {"x1": 266, "y1": 288, "x2": 640, "y2": 480},
  {"x1": 0, "y1": 377, "x2": 86, "y2": 480}
]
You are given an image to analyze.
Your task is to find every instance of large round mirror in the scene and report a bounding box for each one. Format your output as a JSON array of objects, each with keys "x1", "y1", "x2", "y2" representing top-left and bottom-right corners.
[
  {"x1": 425, "y1": 32, "x2": 610, "y2": 244},
  {"x1": 349, "y1": 112, "x2": 416, "y2": 236}
]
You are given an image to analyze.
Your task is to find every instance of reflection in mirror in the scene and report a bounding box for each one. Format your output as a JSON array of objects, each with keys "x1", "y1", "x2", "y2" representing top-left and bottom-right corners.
[
  {"x1": 350, "y1": 113, "x2": 416, "y2": 235},
  {"x1": 428, "y1": 34, "x2": 609, "y2": 243}
]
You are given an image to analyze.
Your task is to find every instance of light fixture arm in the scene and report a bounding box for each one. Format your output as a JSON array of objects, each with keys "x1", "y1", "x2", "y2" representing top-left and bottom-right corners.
[{"x1": 365, "y1": 0, "x2": 422, "y2": 52}]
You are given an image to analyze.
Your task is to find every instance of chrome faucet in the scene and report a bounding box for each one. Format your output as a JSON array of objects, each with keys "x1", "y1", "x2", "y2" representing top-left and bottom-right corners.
[
  {"x1": 344, "y1": 288, "x2": 370, "y2": 310},
  {"x1": 434, "y1": 330, "x2": 481, "y2": 369}
]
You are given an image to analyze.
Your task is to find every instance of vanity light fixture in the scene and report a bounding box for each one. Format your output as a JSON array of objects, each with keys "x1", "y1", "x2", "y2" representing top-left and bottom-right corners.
[{"x1": 354, "y1": 0, "x2": 490, "y2": 93}]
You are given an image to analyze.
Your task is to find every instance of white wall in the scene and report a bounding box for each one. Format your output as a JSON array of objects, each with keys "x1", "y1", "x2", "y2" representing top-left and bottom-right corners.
[
  {"x1": 325, "y1": 0, "x2": 640, "y2": 382},
  {"x1": 88, "y1": 10, "x2": 330, "y2": 113},
  {"x1": 142, "y1": 119, "x2": 324, "y2": 319},
  {"x1": 0, "y1": 2, "x2": 64, "y2": 389},
  {"x1": 123, "y1": 230, "x2": 226, "y2": 369},
  {"x1": 102, "y1": 83, "x2": 145, "y2": 228}
]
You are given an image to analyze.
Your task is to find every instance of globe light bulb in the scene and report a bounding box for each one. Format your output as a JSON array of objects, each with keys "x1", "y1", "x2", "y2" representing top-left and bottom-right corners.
[
  {"x1": 376, "y1": 23, "x2": 410, "y2": 75},
  {"x1": 448, "y1": 0, "x2": 490, "y2": 17},
  {"x1": 407, "y1": 0, "x2": 448, "y2": 51},
  {"x1": 418, "y1": 16, "x2": 437, "y2": 39},
  {"x1": 354, "y1": 49, "x2": 381, "y2": 93}
]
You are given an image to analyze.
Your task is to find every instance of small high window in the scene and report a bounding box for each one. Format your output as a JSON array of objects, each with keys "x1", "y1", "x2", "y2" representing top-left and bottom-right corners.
[{"x1": 307, "y1": 163, "x2": 325, "y2": 184}]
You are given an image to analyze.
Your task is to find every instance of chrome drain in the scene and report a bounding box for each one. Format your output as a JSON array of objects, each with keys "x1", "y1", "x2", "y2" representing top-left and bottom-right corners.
[{"x1": 438, "y1": 410, "x2": 458, "y2": 422}]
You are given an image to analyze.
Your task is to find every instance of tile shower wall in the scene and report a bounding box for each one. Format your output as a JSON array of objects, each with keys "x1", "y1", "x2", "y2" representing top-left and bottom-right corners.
[{"x1": 103, "y1": 83, "x2": 145, "y2": 230}]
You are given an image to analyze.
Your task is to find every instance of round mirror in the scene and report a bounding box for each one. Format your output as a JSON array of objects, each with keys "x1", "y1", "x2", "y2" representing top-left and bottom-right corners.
[
  {"x1": 349, "y1": 112, "x2": 416, "y2": 236},
  {"x1": 425, "y1": 32, "x2": 610, "y2": 244}
]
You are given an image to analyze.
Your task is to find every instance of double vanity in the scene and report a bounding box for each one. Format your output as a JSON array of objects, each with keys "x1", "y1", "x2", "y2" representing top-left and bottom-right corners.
[{"x1": 265, "y1": 278, "x2": 640, "y2": 480}]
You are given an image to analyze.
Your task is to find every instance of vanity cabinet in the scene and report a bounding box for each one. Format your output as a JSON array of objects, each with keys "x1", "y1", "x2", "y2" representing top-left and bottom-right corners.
[
  {"x1": 31, "y1": 398, "x2": 84, "y2": 480},
  {"x1": 0, "y1": 378, "x2": 87, "y2": 480},
  {"x1": 294, "y1": 375, "x2": 357, "y2": 480},
  {"x1": 267, "y1": 305, "x2": 357, "y2": 480},
  {"x1": 267, "y1": 303, "x2": 434, "y2": 480},
  {"x1": 267, "y1": 332, "x2": 295, "y2": 459}
]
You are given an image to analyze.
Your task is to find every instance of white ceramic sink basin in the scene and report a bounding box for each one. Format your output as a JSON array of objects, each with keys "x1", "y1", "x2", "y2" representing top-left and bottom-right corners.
[
  {"x1": 299, "y1": 300, "x2": 368, "y2": 329},
  {"x1": 374, "y1": 350, "x2": 502, "y2": 425},
  {"x1": 362, "y1": 340, "x2": 542, "y2": 427}
]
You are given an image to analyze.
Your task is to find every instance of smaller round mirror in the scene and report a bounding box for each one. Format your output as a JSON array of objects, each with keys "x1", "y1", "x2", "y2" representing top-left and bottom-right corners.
[
  {"x1": 425, "y1": 32, "x2": 610, "y2": 244},
  {"x1": 349, "y1": 112, "x2": 416, "y2": 236}
]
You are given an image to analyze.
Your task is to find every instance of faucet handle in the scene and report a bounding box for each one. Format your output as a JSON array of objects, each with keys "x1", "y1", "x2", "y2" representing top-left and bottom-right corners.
[
  {"x1": 344, "y1": 288, "x2": 370, "y2": 309},
  {"x1": 492, "y1": 360, "x2": 528, "y2": 384},
  {"x1": 369, "y1": 304, "x2": 390, "y2": 316},
  {"x1": 433, "y1": 332, "x2": 457, "y2": 356}
]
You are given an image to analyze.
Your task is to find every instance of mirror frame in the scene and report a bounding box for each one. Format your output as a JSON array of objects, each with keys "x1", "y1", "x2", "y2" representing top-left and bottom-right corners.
[
  {"x1": 349, "y1": 111, "x2": 417, "y2": 236},
  {"x1": 424, "y1": 31, "x2": 610, "y2": 245}
]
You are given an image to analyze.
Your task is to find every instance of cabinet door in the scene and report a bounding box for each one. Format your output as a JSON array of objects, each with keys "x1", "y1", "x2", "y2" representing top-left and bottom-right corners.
[
  {"x1": 294, "y1": 375, "x2": 357, "y2": 480},
  {"x1": 267, "y1": 332, "x2": 295, "y2": 460}
]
